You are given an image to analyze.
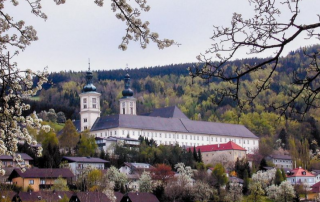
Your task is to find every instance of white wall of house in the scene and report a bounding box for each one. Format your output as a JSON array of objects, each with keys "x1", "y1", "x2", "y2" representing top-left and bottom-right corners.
[
  {"x1": 68, "y1": 162, "x2": 105, "y2": 179},
  {"x1": 272, "y1": 158, "x2": 293, "y2": 169},
  {"x1": 287, "y1": 176, "x2": 315, "y2": 187},
  {"x1": 314, "y1": 174, "x2": 320, "y2": 184}
]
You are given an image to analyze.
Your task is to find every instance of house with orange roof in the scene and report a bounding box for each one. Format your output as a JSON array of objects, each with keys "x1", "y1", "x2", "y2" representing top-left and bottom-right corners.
[
  {"x1": 286, "y1": 167, "x2": 316, "y2": 187},
  {"x1": 195, "y1": 141, "x2": 247, "y2": 165}
]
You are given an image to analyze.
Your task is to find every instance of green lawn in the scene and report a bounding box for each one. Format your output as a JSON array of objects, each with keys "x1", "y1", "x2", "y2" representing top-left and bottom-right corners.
[
  {"x1": 42, "y1": 121, "x2": 65, "y2": 132},
  {"x1": 241, "y1": 196, "x2": 273, "y2": 202}
]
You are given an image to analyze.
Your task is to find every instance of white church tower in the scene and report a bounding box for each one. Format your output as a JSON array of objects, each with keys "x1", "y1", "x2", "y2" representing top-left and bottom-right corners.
[
  {"x1": 79, "y1": 67, "x2": 101, "y2": 131},
  {"x1": 119, "y1": 72, "x2": 136, "y2": 115}
]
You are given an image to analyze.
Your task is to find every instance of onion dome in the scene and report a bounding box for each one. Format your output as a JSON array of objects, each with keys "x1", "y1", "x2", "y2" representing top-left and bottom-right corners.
[
  {"x1": 83, "y1": 69, "x2": 96, "y2": 92},
  {"x1": 122, "y1": 73, "x2": 134, "y2": 97}
]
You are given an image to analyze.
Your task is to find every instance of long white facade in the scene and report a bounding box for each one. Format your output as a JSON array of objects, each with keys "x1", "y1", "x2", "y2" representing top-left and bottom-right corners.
[{"x1": 91, "y1": 127, "x2": 258, "y2": 153}]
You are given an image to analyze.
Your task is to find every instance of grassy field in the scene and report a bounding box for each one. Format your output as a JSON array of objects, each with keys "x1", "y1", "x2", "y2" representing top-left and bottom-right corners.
[
  {"x1": 29, "y1": 96, "x2": 41, "y2": 101},
  {"x1": 42, "y1": 121, "x2": 65, "y2": 132}
]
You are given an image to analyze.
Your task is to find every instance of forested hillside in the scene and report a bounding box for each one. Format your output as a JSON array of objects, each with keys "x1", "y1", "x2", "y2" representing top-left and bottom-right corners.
[{"x1": 26, "y1": 45, "x2": 320, "y2": 169}]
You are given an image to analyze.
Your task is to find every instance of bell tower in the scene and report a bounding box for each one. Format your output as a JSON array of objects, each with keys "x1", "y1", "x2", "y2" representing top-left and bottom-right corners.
[
  {"x1": 79, "y1": 63, "x2": 101, "y2": 131},
  {"x1": 119, "y1": 70, "x2": 136, "y2": 115}
]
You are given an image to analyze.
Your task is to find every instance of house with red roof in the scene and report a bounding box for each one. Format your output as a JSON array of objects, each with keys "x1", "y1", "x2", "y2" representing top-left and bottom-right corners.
[
  {"x1": 195, "y1": 141, "x2": 246, "y2": 165},
  {"x1": 286, "y1": 167, "x2": 316, "y2": 187}
]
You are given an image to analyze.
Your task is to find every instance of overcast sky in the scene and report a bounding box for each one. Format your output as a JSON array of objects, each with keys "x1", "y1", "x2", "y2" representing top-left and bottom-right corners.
[{"x1": 5, "y1": 0, "x2": 320, "y2": 73}]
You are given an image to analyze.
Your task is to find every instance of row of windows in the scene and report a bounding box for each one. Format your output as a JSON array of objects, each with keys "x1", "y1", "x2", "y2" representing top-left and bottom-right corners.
[
  {"x1": 83, "y1": 98, "x2": 97, "y2": 104},
  {"x1": 82, "y1": 98, "x2": 98, "y2": 109},
  {"x1": 121, "y1": 102, "x2": 134, "y2": 107},
  {"x1": 94, "y1": 130, "x2": 257, "y2": 146},
  {"x1": 275, "y1": 160, "x2": 292, "y2": 163}
]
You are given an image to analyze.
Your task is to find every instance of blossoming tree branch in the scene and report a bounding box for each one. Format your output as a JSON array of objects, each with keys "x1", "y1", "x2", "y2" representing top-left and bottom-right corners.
[{"x1": 0, "y1": 0, "x2": 175, "y2": 175}]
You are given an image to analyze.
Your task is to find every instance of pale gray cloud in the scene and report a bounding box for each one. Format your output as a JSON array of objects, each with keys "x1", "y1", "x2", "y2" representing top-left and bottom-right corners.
[{"x1": 6, "y1": 0, "x2": 320, "y2": 73}]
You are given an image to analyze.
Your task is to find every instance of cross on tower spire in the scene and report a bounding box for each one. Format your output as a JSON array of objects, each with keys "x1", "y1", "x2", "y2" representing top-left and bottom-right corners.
[
  {"x1": 126, "y1": 63, "x2": 129, "y2": 73},
  {"x1": 88, "y1": 58, "x2": 91, "y2": 71}
]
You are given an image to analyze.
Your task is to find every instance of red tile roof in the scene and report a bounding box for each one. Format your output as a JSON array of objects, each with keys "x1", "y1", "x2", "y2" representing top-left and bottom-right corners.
[
  {"x1": 287, "y1": 167, "x2": 315, "y2": 177},
  {"x1": 195, "y1": 141, "x2": 246, "y2": 152},
  {"x1": 311, "y1": 181, "x2": 320, "y2": 193}
]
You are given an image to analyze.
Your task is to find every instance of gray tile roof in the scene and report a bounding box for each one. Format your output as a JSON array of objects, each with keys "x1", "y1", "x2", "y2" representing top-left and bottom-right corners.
[
  {"x1": 0, "y1": 153, "x2": 33, "y2": 161},
  {"x1": 122, "y1": 192, "x2": 159, "y2": 202},
  {"x1": 62, "y1": 156, "x2": 108, "y2": 163},
  {"x1": 90, "y1": 112, "x2": 258, "y2": 139},
  {"x1": 8, "y1": 168, "x2": 74, "y2": 180},
  {"x1": 5, "y1": 191, "x2": 123, "y2": 202},
  {"x1": 147, "y1": 106, "x2": 189, "y2": 119},
  {"x1": 180, "y1": 119, "x2": 257, "y2": 138},
  {"x1": 269, "y1": 154, "x2": 292, "y2": 160}
]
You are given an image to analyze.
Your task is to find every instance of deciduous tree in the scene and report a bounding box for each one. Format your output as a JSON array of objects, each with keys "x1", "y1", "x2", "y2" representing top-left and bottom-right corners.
[
  {"x1": 226, "y1": 182, "x2": 243, "y2": 202},
  {"x1": 59, "y1": 119, "x2": 79, "y2": 153},
  {"x1": 138, "y1": 171, "x2": 153, "y2": 193},
  {"x1": 190, "y1": 0, "x2": 320, "y2": 117},
  {"x1": 212, "y1": 163, "x2": 228, "y2": 191},
  {"x1": 151, "y1": 163, "x2": 174, "y2": 184}
]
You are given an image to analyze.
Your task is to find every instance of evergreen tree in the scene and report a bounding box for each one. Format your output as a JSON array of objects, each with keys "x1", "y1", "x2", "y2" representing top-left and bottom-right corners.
[
  {"x1": 197, "y1": 148, "x2": 202, "y2": 163},
  {"x1": 100, "y1": 149, "x2": 106, "y2": 159},
  {"x1": 278, "y1": 128, "x2": 289, "y2": 149},
  {"x1": 39, "y1": 142, "x2": 61, "y2": 168},
  {"x1": 193, "y1": 146, "x2": 198, "y2": 162},
  {"x1": 243, "y1": 170, "x2": 249, "y2": 195},
  {"x1": 235, "y1": 157, "x2": 251, "y2": 179},
  {"x1": 275, "y1": 168, "x2": 284, "y2": 185},
  {"x1": 259, "y1": 158, "x2": 268, "y2": 171},
  {"x1": 281, "y1": 168, "x2": 287, "y2": 180}
]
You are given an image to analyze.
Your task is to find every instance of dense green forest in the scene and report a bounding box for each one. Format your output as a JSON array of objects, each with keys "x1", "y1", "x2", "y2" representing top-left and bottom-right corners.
[{"x1": 26, "y1": 45, "x2": 320, "y2": 169}]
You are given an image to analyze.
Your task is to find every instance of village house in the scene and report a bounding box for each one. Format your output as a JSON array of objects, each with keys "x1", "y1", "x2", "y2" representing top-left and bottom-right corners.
[
  {"x1": 119, "y1": 162, "x2": 154, "y2": 191},
  {"x1": 286, "y1": 167, "x2": 316, "y2": 187},
  {"x1": 95, "y1": 136, "x2": 140, "y2": 154},
  {"x1": 0, "y1": 153, "x2": 33, "y2": 168},
  {"x1": 312, "y1": 170, "x2": 320, "y2": 184},
  {"x1": 195, "y1": 141, "x2": 247, "y2": 165},
  {"x1": 61, "y1": 156, "x2": 108, "y2": 179},
  {"x1": 266, "y1": 154, "x2": 293, "y2": 169},
  {"x1": 0, "y1": 153, "x2": 33, "y2": 184},
  {"x1": 8, "y1": 168, "x2": 74, "y2": 192}
]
